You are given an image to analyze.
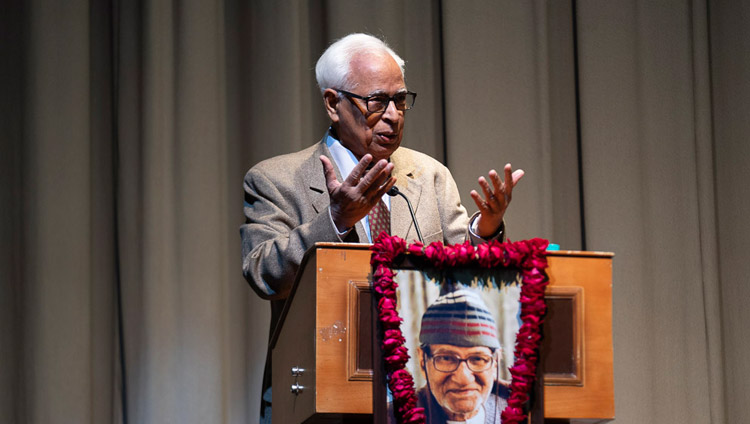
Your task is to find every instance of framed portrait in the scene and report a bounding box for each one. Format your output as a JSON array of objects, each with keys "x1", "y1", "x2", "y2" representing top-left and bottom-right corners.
[{"x1": 370, "y1": 235, "x2": 549, "y2": 424}]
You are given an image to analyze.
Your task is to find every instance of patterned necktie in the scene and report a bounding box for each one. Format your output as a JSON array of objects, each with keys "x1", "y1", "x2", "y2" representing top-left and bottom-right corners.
[{"x1": 368, "y1": 199, "x2": 390, "y2": 241}]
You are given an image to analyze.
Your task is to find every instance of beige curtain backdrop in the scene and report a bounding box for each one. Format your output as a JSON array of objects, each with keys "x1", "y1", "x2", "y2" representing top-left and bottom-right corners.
[{"x1": 2, "y1": 0, "x2": 748, "y2": 423}]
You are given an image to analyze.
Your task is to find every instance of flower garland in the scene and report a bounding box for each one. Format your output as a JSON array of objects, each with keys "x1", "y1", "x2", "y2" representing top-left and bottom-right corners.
[{"x1": 371, "y1": 234, "x2": 550, "y2": 424}]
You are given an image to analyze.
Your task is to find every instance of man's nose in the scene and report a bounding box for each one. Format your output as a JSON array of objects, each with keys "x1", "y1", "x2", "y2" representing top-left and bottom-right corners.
[
  {"x1": 451, "y1": 361, "x2": 475, "y2": 384},
  {"x1": 381, "y1": 98, "x2": 401, "y2": 121}
]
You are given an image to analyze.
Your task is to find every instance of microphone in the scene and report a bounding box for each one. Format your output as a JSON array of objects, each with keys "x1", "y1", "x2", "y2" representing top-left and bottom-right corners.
[{"x1": 387, "y1": 186, "x2": 424, "y2": 244}]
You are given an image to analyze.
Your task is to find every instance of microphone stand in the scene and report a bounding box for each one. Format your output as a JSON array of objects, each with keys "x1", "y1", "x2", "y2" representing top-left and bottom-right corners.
[{"x1": 387, "y1": 186, "x2": 424, "y2": 244}]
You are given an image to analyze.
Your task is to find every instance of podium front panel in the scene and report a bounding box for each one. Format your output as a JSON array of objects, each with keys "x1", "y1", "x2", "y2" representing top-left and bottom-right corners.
[
  {"x1": 272, "y1": 244, "x2": 374, "y2": 424},
  {"x1": 272, "y1": 244, "x2": 614, "y2": 423}
]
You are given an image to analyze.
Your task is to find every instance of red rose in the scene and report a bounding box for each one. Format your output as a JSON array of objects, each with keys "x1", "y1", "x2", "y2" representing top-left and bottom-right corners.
[
  {"x1": 379, "y1": 234, "x2": 407, "y2": 257},
  {"x1": 383, "y1": 337, "x2": 403, "y2": 352},
  {"x1": 521, "y1": 302, "x2": 546, "y2": 317},
  {"x1": 510, "y1": 377, "x2": 532, "y2": 393},
  {"x1": 378, "y1": 297, "x2": 397, "y2": 311},
  {"x1": 515, "y1": 343, "x2": 539, "y2": 357},
  {"x1": 423, "y1": 242, "x2": 447, "y2": 266},
  {"x1": 529, "y1": 238, "x2": 549, "y2": 250},
  {"x1": 373, "y1": 265, "x2": 395, "y2": 279},
  {"x1": 442, "y1": 244, "x2": 458, "y2": 267},
  {"x1": 384, "y1": 346, "x2": 410, "y2": 368},
  {"x1": 476, "y1": 243, "x2": 493, "y2": 267},
  {"x1": 374, "y1": 285, "x2": 396, "y2": 298},
  {"x1": 505, "y1": 245, "x2": 523, "y2": 265},
  {"x1": 384, "y1": 329, "x2": 405, "y2": 344},
  {"x1": 402, "y1": 407, "x2": 426, "y2": 423},
  {"x1": 501, "y1": 406, "x2": 527, "y2": 422},
  {"x1": 391, "y1": 368, "x2": 413, "y2": 382},
  {"x1": 407, "y1": 241, "x2": 424, "y2": 256},
  {"x1": 455, "y1": 242, "x2": 475, "y2": 264},
  {"x1": 528, "y1": 254, "x2": 548, "y2": 269},
  {"x1": 509, "y1": 391, "x2": 530, "y2": 405},
  {"x1": 519, "y1": 292, "x2": 543, "y2": 305},
  {"x1": 379, "y1": 309, "x2": 403, "y2": 329},
  {"x1": 476, "y1": 241, "x2": 504, "y2": 267},
  {"x1": 510, "y1": 362, "x2": 536, "y2": 378}
]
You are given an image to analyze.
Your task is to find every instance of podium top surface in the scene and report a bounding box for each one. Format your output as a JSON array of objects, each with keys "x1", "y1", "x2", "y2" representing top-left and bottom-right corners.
[{"x1": 311, "y1": 242, "x2": 614, "y2": 258}]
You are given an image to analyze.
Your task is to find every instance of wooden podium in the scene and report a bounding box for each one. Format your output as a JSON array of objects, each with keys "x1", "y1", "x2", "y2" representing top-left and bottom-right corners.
[{"x1": 270, "y1": 243, "x2": 614, "y2": 424}]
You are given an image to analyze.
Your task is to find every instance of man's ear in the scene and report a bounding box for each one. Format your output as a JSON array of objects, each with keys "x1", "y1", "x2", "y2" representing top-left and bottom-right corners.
[
  {"x1": 417, "y1": 347, "x2": 426, "y2": 372},
  {"x1": 323, "y1": 89, "x2": 340, "y2": 123}
]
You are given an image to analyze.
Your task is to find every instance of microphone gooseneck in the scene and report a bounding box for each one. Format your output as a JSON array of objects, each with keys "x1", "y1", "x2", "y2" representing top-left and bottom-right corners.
[{"x1": 387, "y1": 186, "x2": 424, "y2": 244}]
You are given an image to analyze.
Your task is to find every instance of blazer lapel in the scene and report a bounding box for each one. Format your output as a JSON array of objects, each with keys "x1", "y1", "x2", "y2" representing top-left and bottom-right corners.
[
  {"x1": 306, "y1": 137, "x2": 366, "y2": 243},
  {"x1": 306, "y1": 140, "x2": 332, "y2": 215}
]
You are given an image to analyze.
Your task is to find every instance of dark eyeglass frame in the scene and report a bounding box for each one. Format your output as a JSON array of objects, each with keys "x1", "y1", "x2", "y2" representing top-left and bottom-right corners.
[
  {"x1": 428, "y1": 353, "x2": 496, "y2": 373},
  {"x1": 337, "y1": 89, "x2": 417, "y2": 113}
]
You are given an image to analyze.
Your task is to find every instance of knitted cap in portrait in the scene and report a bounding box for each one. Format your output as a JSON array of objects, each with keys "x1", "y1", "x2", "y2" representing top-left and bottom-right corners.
[{"x1": 418, "y1": 288, "x2": 500, "y2": 349}]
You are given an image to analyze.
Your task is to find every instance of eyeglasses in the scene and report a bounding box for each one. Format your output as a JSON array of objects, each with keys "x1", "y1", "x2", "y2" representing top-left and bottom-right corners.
[
  {"x1": 429, "y1": 354, "x2": 495, "y2": 373},
  {"x1": 337, "y1": 89, "x2": 417, "y2": 113}
]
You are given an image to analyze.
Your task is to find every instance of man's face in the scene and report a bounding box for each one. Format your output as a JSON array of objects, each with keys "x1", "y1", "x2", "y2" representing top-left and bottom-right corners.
[
  {"x1": 419, "y1": 344, "x2": 497, "y2": 421},
  {"x1": 324, "y1": 52, "x2": 406, "y2": 162}
]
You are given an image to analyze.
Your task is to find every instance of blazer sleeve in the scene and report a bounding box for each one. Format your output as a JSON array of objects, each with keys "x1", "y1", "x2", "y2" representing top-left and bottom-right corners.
[
  {"x1": 434, "y1": 164, "x2": 472, "y2": 245},
  {"x1": 434, "y1": 162, "x2": 505, "y2": 245},
  {"x1": 240, "y1": 166, "x2": 341, "y2": 300}
]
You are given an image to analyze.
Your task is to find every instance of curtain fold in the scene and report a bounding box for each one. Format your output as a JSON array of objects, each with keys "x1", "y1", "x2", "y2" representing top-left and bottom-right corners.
[
  {"x1": 690, "y1": 1, "x2": 726, "y2": 423},
  {"x1": 709, "y1": 0, "x2": 750, "y2": 422},
  {"x1": 0, "y1": 0, "x2": 26, "y2": 421},
  {"x1": 576, "y1": 0, "x2": 727, "y2": 421},
  {"x1": 2, "y1": 0, "x2": 748, "y2": 423},
  {"x1": 117, "y1": 0, "x2": 258, "y2": 422}
]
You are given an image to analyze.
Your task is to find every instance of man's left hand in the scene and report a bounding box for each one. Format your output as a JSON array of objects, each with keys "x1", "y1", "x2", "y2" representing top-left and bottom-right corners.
[{"x1": 470, "y1": 163, "x2": 525, "y2": 238}]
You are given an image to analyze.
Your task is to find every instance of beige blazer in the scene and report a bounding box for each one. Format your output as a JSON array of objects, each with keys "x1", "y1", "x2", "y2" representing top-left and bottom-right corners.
[{"x1": 240, "y1": 136, "x2": 476, "y2": 300}]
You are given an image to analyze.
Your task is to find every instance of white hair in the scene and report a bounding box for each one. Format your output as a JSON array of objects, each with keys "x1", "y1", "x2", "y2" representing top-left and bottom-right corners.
[{"x1": 315, "y1": 33, "x2": 405, "y2": 93}]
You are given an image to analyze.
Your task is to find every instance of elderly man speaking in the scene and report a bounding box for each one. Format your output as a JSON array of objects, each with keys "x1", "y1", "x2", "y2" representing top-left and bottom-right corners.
[
  {"x1": 415, "y1": 289, "x2": 508, "y2": 424},
  {"x1": 240, "y1": 33, "x2": 522, "y2": 423}
]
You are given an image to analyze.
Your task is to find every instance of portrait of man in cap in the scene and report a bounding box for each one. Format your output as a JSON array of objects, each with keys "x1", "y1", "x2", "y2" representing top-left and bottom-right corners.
[{"x1": 414, "y1": 288, "x2": 509, "y2": 424}]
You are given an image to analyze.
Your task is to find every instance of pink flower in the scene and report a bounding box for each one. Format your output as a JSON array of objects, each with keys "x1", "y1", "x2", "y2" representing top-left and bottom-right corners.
[
  {"x1": 382, "y1": 338, "x2": 400, "y2": 351},
  {"x1": 510, "y1": 376, "x2": 532, "y2": 393},
  {"x1": 515, "y1": 344, "x2": 539, "y2": 357},
  {"x1": 384, "y1": 329, "x2": 405, "y2": 343},
  {"x1": 375, "y1": 286, "x2": 396, "y2": 298},
  {"x1": 455, "y1": 242, "x2": 475, "y2": 264},
  {"x1": 380, "y1": 234, "x2": 407, "y2": 255},
  {"x1": 384, "y1": 346, "x2": 410, "y2": 369},
  {"x1": 407, "y1": 241, "x2": 424, "y2": 256},
  {"x1": 423, "y1": 242, "x2": 446, "y2": 266},
  {"x1": 501, "y1": 406, "x2": 527, "y2": 422},
  {"x1": 402, "y1": 407, "x2": 426, "y2": 423},
  {"x1": 442, "y1": 244, "x2": 458, "y2": 267},
  {"x1": 521, "y1": 302, "x2": 547, "y2": 317},
  {"x1": 379, "y1": 309, "x2": 403, "y2": 329},
  {"x1": 528, "y1": 237, "x2": 549, "y2": 251},
  {"x1": 373, "y1": 265, "x2": 395, "y2": 279},
  {"x1": 509, "y1": 390, "x2": 530, "y2": 405},
  {"x1": 505, "y1": 245, "x2": 523, "y2": 265},
  {"x1": 510, "y1": 361, "x2": 536, "y2": 378},
  {"x1": 390, "y1": 368, "x2": 412, "y2": 381},
  {"x1": 476, "y1": 242, "x2": 504, "y2": 267},
  {"x1": 476, "y1": 243, "x2": 492, "y2": 267},
  {"x1": 378, "y1": 297, "x2": 397, "y2": 311},
  {"x1": 528, "y1": 254, "x2": 548, "y2": 269}
]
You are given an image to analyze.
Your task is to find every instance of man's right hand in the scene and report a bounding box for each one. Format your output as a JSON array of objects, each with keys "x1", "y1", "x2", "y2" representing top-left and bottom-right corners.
[{"x1": 320, "y1": 154, "x2": 396, "y2": 232}]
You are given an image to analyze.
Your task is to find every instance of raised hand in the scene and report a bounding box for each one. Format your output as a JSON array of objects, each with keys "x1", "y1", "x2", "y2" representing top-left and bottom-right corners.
[
  {"x1": 470, "y1": 163, "x2": 524, "y2": 238},
  {"x1": 320, "y1": 154, "x2": 396, "y2": 232}
]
